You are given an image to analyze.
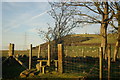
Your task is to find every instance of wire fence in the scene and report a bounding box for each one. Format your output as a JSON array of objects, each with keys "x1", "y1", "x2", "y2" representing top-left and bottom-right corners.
[
  {"x1": 2, "y1": 43, "x2": 120, "y2": 79},
  {"x1": 63, "y1": 45, "x2": 99, "y2": 75}
]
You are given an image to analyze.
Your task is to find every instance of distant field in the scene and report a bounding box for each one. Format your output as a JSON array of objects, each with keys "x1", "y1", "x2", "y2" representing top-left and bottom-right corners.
[
  {"x1": 1, "y1": 34, "x2": 119, "y2": 58},
  {"x1": 72, "y1": 34, "x2": 117, "y2": 43},
  {"x1": 1, "y1": 45, "x2": 120, "y2": 59},
  {"x1": 2, "y1": 34, "x2": 120, "y2": 79}
]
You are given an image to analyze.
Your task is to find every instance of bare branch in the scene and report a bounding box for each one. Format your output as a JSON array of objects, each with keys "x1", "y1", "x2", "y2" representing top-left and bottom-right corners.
[
  {"x1": 84, "y1": 4, "x2": 100, "y2": 14},
  {"x1": 76, "y1": 13, "x2": 101, "y2": 23},
  {"x1": 109, "y1": 21, "x2": 118, "y2": 30},
  {"x1": 94, "y1": 2, "x2": 104, "y2": 15}
]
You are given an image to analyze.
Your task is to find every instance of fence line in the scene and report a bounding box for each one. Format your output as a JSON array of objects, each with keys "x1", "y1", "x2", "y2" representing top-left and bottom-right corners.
[{"x1": 3, "y1": 43, "x2": 114, "y2": 79}]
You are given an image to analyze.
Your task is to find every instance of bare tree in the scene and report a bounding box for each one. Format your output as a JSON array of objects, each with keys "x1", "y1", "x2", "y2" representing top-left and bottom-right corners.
[
  {"x1": 108, "y1": 2, "x2": 120, "y2": 62},
  {"x1": 67, "y1": 2, "x2": 114, "y2": 59},
  {"x1": 38, "y1": 27, "x2": 53, "y2": 42},
  {"x1": 38, "y1": 2, "x2": 79, "y2": 59},
  {"x1": 48, "y1": 2, "x2": 79, "y2": 43}
]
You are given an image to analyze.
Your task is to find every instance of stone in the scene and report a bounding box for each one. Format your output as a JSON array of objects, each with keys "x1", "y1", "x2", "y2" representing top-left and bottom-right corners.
[
  {"x1": 46, "y1": 70, "x2": 49, "y2": 73},
  {"x1": 20, "y1": 70, "x2": 30, "y2": 78},
  {"x1": 29, "y1": 73, "x2": 35, "y2": 76},
  {"x1": 20, "y1": 73, "x2": 27, "y2": 78},
  {"x1": 36, "y1": 63, "x2": 40, "y2": 71}
]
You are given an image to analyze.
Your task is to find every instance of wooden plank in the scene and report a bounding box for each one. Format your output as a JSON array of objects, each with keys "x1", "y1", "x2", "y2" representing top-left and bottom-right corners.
[
  {"x1": 42, "y1": 66, "x2": 46, "y2": 74},
  {"x1": 14, "y1": 57, "x2": 27, "y2": 69},
  {"x1": 99, "y1": 47, "x2": 103, "y2": 80},
  {"x1": 37, "y1": 60, "x2": 48, "y2": 62},
  {"x1": 58, "y1": 44, "x2": 63, "y2": 73}
]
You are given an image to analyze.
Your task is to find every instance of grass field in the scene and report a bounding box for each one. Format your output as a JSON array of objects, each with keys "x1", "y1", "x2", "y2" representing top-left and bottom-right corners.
[
  {"x1": 2, "y1": 56, "x2": 120, "y2": 79},
  {"x1": 1, "y1": 34, "x2": 120, "y2": 79},
  {"x1": 1, "y1": 45, "x2": 119, "y2": 59}
]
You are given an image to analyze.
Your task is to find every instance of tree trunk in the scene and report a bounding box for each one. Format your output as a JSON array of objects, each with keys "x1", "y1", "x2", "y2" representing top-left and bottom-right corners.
[
  {"x1": 52, "y1": 37, "x2": 63, "y2": 60},
  {"x1": 51, "y1": 39, "x2": 58, "y2": 60},
  {"x1": 113, "y1": 10, "x2": 120, "y2": 62},
  {"x1": 100, "y1": 24, "x2": 107, "y2": 59},
  {"x1": 100, "y1": 2, "x2": 108, "y2": 60}
]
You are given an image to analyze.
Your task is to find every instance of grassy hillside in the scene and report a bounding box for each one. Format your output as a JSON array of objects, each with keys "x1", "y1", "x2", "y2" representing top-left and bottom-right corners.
[
  {"x1": 1, "y1": 33, "x2": 118, "y2": 57},
  {"x1": 39, "y1": 33, "x2": 117, "y2": 46},
  {"x1": 81, "y1": 34, "x2": 117, "y2": 43}
]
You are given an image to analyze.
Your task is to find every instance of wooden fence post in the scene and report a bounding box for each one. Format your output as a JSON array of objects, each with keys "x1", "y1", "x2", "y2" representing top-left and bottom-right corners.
[
  {"x1": 8, "y1": 43, "x2": 11, "y2": 57},
  {"x1": 38, "y1": 45, "x2": 41, "y2": 58},
  {"x1": 47, "y1": 43, "x2": 51, "y2": 66},
  {"x1": 99, "y1": 47, "x2": 103, "y2": 80},
  {"x1": 82, "y1": 49, "x2": 84, "y2": 57},
  {"x1": 29, "y1": 44, "x2": 32, "y2": 69},
  {"x1": 12, "y1": 44, "x2": 14, "y2": 56},
  {"x1": 113, "y1": 41, "x2": 119, "y2": 62},
  {"x1": 8, "y1": 43, "x2": 14, "y2": 57},
  {"x1": 108, "y1": 44, "x2": 111, "y2": 80},
  {"x1": 58, "y1": 44, "x2": 63, "y2": 73},
  {"x1": 54, "y1": 60, "x2": 58, "y2": 71}
]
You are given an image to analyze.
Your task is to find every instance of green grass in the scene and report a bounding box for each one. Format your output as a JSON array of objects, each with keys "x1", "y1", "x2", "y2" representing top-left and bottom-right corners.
[
  {"x1": 1, "y1": 49, "x2": 48, "y2": 57},
  {"x1": 2, "y1": 56, "x2": 120, "y2": 79},
  {"x1": 1, "y1": 34, "x2": 120, "y2": 79},
  {"x1": 1, "y1": 33, "x2": 118, "y2": 58},
  {"x1": 82, "y1": 34, "x2": 117, "y2": 43},
  {"x1": 64, "y1": 45, "x2": 120, "y2": 58},
  {"x1": 2, "y1": 45, "x2": 120, "y2": 59}
]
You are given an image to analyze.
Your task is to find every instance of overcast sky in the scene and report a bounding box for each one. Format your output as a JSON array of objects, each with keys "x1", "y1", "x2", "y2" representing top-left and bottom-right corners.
[{"x1": 1, "y1": 0, "x2": 101, "y2": 50}]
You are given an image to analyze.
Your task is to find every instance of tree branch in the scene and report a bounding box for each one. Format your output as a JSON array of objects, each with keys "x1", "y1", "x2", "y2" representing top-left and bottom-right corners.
[
  {"x1": 76, "y1": 13, "x2": 101, "y2": 23},
  {"x1": 84, "y1": 4, "x2": 100, "y2": 14},
  {"x1": 94, "y1": 2, "x2": 104, "y2": 15},
  {"x1": 109, "y1": 22, "x2": 118, "y2": 30}
]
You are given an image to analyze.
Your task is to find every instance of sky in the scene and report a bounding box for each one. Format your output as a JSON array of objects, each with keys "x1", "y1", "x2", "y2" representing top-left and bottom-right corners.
[{"x1": 1, "y1": 0, "x2": 101, "y2": 50}]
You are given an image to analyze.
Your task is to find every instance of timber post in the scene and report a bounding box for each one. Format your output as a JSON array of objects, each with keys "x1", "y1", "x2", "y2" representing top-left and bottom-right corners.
[
  {"x1": 47, "y1": 43, "x2": 51, "y2": 66},
  {"x1": 107, "y1": 44, "x2": 111, "y2": 80},
  {"x1": 38, "y1": 45, "x2": 41, "y2": 58},
  {"x1": 29, "y1": 44, "x2": 32, "y2": 69},
  {"x1": 58, "y1": 44, "x2": 63, "y2": 74},
  {"x1": 99, "y1": 47, "x2": 103, "y2": 80},
  {"x1": 82, "y1": 48, "x2": 84, "y2": 57},
  {"x1": 8, "y1": 43, "x2": 14, "y2": 57}
]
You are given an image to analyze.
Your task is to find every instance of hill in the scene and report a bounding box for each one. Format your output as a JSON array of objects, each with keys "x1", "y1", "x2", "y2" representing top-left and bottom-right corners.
[
  {"x1": 1, "y1": 33, "x2": 117, "y2": 57},
  {"x1": 37, "y1": 33, "x2": 117, "y2": 48}
]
